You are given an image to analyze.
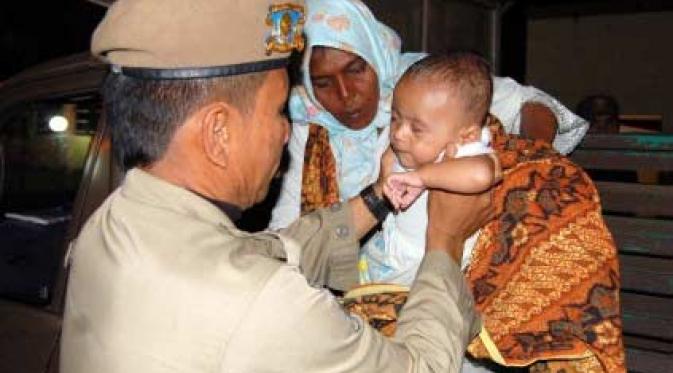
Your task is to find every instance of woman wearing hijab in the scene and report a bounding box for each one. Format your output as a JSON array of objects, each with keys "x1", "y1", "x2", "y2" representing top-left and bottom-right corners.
[
  {"x1": 270, "y1": 2, "x2": 624, "y2": 371},
  {"x1": 269, "y1": 0, "x2": 588, "y2": 232}
]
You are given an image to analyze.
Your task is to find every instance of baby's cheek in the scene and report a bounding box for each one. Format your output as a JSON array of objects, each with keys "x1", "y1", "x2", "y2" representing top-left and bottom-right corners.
[{"x1": 413, "y1": 149, "x2": 439, "y2": 166}]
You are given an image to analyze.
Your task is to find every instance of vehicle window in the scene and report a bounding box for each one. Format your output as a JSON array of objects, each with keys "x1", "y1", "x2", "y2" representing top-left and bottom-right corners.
[{"x1": 0, "y1": 94, "x2": 100, "y2": 305}]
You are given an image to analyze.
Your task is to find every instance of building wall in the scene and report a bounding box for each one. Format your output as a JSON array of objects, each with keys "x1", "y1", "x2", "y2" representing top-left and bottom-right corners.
[
  {"x1": 426, "y1": 0, "x2": 494, "y2": 59},
  {"x1": 526, "y1": 11, "x2": 673, "y2": 132},
  {"x1": 364, "y1": 0, "x2": 496, "y2": 64},
  {"x1": 364, "y1": 0, "x2": 424, "y2": 51}
]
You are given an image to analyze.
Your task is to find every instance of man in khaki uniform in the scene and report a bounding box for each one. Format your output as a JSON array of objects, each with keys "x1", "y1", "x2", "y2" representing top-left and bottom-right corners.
[{"x1": 60, "y1": 0, "x2": 489, "y2": 371}]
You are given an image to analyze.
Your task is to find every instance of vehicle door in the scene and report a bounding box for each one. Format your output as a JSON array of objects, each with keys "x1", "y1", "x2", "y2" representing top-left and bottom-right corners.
[{"x1": 0, "y1": 93, "x2": 102, "y2": 373}]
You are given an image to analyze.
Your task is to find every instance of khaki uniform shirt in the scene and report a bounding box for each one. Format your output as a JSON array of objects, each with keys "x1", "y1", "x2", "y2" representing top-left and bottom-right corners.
[{"x1": 61, "y1": 169, "x2": 478, "y2": 372}]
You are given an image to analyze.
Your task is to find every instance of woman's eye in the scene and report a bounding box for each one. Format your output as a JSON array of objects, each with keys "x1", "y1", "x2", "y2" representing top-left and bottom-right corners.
[{"x1": 312, "y1": 78, "x2": 331, "y2": 89}]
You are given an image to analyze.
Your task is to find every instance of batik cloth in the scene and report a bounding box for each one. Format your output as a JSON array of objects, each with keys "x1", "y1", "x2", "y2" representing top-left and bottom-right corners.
[
  {"x1": 343, "y1": 117, "x2": 626, "y2": 372},
  {"x1": 300, "y1": 125, "x2": 340, "y2": 213}
]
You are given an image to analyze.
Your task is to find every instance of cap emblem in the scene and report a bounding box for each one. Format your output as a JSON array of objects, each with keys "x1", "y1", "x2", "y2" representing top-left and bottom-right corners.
[{"x1": 265, "y1": 3, "x2": 305, "y2": 55}]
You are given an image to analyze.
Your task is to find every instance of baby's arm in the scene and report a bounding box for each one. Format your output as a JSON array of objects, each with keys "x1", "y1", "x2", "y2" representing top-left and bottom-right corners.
[
  {"x1": 384, "y1": 154, "x2": 501, "y2": 210},
  {"x1": 416, "y1": 153, "x2": 501, "y2": 193}
]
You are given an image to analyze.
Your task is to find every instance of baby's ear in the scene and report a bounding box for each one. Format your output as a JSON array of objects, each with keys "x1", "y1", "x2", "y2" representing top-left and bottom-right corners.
[{"x1": 460, "y1": 124, "x2": 481, "y2": 143}]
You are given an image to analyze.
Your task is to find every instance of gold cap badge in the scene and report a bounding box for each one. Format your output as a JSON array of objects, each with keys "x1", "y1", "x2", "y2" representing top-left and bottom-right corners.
[{"x1": 266, "y1": 3, "x2": 305, "y2": 55}]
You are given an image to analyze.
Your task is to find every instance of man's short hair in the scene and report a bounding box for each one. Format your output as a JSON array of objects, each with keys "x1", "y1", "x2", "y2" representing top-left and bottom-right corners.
[
  {"x1": 401, "y1": 52, "x2": 493, "y2": 125},
  {"x1": 102, "y1": 72, "x2": 267, "y2": 170}
]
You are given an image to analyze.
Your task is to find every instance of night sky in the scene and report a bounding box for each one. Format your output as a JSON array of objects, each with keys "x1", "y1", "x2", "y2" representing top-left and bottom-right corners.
[{"x1": 0, "y1": 0, "x2": 105, "y2": 80}]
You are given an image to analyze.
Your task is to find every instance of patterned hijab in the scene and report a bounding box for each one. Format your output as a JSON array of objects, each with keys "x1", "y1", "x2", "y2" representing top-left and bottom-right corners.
[{"x1": 289, "y1": 0, "x2": 424, "y2": 200}]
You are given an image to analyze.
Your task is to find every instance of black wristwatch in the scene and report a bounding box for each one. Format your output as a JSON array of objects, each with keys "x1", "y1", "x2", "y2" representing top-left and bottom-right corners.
[{"x1": 360, "y1": 184, "x2": 392, "y2": 222}]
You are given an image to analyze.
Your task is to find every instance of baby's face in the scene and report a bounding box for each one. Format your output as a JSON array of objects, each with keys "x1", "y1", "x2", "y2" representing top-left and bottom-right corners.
[{"x1": 390, "y1": 78, "x2": 471, "y2": 169}]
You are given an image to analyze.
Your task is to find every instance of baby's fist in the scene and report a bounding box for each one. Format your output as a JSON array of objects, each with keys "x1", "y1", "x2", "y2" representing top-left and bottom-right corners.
[{"x1": 385, "y1": 172, "x2": 425, "y2": 210}]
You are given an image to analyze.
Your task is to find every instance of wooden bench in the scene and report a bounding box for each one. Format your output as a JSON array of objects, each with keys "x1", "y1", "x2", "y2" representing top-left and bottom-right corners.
[{"x1": 571, "y1": 134, "x2": 673, "y2": 373}]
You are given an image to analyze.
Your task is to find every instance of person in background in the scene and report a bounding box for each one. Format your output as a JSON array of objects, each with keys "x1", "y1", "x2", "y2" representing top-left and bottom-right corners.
[{"x1": 577, "y1": 94, "x2": 621, "y2": 134}]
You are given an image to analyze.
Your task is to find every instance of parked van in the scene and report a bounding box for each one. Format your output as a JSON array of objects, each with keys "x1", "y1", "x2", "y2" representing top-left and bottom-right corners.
[{"x1": 0, "y1": 53, "x2": 113, "y2": 373}]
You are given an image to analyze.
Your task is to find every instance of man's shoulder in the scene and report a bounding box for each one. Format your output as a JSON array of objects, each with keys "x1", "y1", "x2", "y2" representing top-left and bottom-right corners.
[
  {"x1": 75, "y1": 186, "x2": 290, "y2": 278},
  {"x1": 63, "y1": 200, "x2": 292, "y2": 373}
]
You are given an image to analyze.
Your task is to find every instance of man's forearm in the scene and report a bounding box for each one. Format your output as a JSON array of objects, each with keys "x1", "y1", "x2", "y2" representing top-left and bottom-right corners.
[
  {"x1": 278, "y1": 183, "x2": 387, "y2": 291},
  {"x1": 348, "y1": 183, "x2": 384, "y2": 240},
  {"x1": 395, "y1": 250, "x2": 480, "y2": 372},
  {"x1": 278, "y1": 202, "x2": 359, "y2": 290},
  {"x1": 426, "y1": 232, "x2": 466, "y2": 264}
]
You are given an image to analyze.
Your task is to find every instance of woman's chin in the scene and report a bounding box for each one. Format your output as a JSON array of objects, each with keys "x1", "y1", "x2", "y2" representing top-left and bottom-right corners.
[
  {"x1": 337, "y1": 111, "x2": 377, "y2": 130},
  {"x1": 340, "y1": 118, "x2": 370, "y2": 130}
]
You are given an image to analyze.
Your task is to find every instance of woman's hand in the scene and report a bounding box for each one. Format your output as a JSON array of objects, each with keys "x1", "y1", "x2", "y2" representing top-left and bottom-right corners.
[
  {"x1": 426, "y1": 189, "x2": 495, "y2": 263},
  {"x1": 520, "y1": 102, "x2": 558, "y2": 144}
]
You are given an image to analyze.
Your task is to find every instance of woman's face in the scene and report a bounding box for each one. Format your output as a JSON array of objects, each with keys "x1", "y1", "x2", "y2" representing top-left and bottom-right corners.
[{"x1": 309, "y1": 46, "x2": 380, "y2": 130}]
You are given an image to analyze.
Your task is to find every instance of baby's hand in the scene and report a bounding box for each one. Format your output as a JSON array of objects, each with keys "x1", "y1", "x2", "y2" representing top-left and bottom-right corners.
[{"x1": 384, "y1": 171, "x2": 426, "y2": 210}]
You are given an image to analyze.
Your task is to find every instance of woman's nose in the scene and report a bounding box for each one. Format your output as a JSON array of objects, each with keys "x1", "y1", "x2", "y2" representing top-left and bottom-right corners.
[{"x1": 335, "y1": 75, "x2": 350, "y2": 101}]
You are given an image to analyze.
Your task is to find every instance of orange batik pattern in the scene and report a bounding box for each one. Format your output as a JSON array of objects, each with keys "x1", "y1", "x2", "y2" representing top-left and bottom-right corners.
[
  {"x1": 465, "y1": 117, "x2": 625, "y2": 372},
  {"x1": 301, "y1": 124, "x2": 340, "y2": 214},
  {"x1": 341, "y1": 117, "x2": 625, "y2": 373}
]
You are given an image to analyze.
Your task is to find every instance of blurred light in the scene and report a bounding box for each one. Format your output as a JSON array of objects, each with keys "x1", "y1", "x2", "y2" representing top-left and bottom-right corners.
[{"x1": 49, "y1": 115, "x2": 69, "y2": 132}]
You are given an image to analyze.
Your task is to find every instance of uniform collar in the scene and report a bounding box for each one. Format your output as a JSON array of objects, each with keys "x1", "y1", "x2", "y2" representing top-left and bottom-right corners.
[
  {"x1": 121, "y1": 168, "x2": 238, "y2": 228},
  {"x1": 191, "y1": 192, "x2": 243, "y2": 222}
]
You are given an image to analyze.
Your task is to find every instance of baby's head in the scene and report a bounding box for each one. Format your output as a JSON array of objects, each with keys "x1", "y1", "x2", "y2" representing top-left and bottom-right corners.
[{"x1": 390, "y1": 52, "x2": 492, "y2": 169}]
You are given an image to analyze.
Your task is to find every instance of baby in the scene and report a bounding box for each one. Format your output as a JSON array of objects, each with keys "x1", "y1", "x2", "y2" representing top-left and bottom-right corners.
[{"x1": 360, "y1": 52, "x2": 500, "y2": 286}]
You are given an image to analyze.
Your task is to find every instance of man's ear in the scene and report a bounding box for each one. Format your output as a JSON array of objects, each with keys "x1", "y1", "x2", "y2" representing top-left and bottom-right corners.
[
  {"x1": 460, "y1": 124, "x2": 481, "y2": 144},
  {"x1": 201, "y1": 102, "x2": 237, "y2": 168}
]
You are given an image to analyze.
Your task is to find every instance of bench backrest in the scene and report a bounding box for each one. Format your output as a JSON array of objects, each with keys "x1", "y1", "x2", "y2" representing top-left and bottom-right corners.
[{"x1": 571, "y1": 133, "x2": 673, "y2": 373}]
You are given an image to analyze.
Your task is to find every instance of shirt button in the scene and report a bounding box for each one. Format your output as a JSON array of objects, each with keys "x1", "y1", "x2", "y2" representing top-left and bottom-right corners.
[{"x1": 335, "y1": 225, "x2": 350, "y2": 239}]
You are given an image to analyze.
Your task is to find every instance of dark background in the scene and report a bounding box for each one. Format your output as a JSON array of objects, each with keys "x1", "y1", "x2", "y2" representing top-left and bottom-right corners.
[
  {"x1": 2, "y1": 0, "x2": 672, "y2": 80},
  {"x1": 1, "y1": 0, "x2": 672, "y2": 131},
  {"x1": 0, "y1": 0, "x2": 104, "y2": 80}
]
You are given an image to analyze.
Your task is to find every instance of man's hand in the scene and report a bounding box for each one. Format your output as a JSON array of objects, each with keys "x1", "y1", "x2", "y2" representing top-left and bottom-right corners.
[
  {"x1": 426, "y1": 189, "x2": 495, "y2": 263},
  {"x1": 520, "y1": 102, "x2": 558, "y2": 145}
]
